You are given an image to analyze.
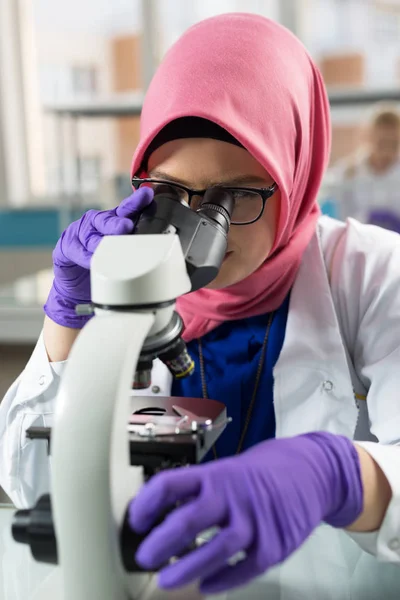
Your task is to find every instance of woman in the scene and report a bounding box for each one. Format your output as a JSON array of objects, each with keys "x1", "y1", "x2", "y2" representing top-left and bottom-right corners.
[
  {"x1": 335, "y1": 104, "x2": 400, "y2": 231},
  {"x1": 1, "y1": 13, "x2": 399, "y2": 596}
]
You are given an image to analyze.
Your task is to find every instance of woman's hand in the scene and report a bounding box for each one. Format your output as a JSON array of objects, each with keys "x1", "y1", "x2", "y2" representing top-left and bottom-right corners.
[
  {"x1": 129, "y1": 432, "x2": 363, "y2": 594},
  {"x1": 44, "y1": 187, "x2": 154, "y2": 329}
]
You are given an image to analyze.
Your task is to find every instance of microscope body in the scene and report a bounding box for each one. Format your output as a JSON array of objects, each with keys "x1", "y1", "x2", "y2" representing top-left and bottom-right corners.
[
  {"x1": 12, "y1": 186, "x2": 234, "y2": 599},
  {"x1": 50, "y1": 234, "x2": 191, "y2": 600}
]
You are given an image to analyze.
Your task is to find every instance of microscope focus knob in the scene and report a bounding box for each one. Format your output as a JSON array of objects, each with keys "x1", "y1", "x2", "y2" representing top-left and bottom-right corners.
[{"x1": 12, "y1": 494, "x2": 58, "y2": 564}]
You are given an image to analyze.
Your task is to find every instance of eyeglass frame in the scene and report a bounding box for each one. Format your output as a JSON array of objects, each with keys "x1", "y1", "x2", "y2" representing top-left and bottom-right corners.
[{"x1": 131, "y1": 176, "x2": 278, "y2": 225}]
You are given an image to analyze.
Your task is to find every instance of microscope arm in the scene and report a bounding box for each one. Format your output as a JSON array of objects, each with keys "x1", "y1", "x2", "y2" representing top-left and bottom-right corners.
[{"x1": 51, "y1": 310, "x2": 155, "y2": 600}]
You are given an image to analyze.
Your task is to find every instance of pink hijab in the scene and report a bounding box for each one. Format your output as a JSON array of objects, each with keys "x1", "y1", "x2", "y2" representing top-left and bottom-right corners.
[{"x1": 131, "y1": 13, "x2": 331, "y2": 342}]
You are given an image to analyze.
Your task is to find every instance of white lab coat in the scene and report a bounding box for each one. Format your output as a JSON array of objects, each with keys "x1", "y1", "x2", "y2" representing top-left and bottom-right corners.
[{"x1": 1, "y1": 216, "x2": 400, "y2": 564}]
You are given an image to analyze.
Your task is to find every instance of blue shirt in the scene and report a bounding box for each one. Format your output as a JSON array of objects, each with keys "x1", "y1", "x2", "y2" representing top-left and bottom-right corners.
[{"x1": 172, "y1": 294, "x2": 290, "y2": 460}]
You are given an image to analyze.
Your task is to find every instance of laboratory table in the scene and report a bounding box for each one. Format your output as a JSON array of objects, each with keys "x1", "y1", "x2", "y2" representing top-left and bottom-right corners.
[{"x1": 1, "y1": 504, "x2": 399, "y2": 599}]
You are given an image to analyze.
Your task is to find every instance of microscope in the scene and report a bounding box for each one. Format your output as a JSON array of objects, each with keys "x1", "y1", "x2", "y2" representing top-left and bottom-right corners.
[{"x1": 11, "y1": 184, "x2": 234, "y2": 599}]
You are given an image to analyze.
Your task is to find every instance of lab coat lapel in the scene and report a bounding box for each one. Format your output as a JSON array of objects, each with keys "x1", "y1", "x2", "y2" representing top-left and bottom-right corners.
[{"x1": 273, "y1": 229, "x2": 358, "y2": 439}]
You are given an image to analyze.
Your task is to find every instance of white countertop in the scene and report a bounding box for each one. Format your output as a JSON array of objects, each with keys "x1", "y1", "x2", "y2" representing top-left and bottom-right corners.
[{"x1": 1, "y1": 503, "x2": 400, "y2": 600}]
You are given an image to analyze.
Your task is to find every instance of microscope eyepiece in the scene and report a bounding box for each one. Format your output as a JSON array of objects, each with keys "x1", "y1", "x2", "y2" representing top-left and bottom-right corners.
[
  {"x1": 134, "y1": 184, "x2": 183, "y2": 236},
  {"x1": 196, "y1": 187, "x2": 234, "y2": 233},
  {"x1": 132, "y1": 183, "x2": 235, "y2": 385}
]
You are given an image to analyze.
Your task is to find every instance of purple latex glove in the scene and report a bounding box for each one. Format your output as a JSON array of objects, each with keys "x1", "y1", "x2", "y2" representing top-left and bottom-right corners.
[
  {"x1": 129, "y1": 432, "x2": 363, "y2": 594},
  {"x1": 44, "y1": 187, "x2": 154, "y2": 328}
]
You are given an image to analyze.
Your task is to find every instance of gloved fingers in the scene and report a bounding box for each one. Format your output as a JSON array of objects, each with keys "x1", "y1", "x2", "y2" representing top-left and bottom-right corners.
[
  {"x1": 85, "y1": 232, "x2": 104, "y2": 254},
  {"x1": 116, "y1": 188, "x2": 154, "y2": 219},
  {"x1": 68, "y1": 244, "x2": 94, "y2": 270},
  {"x1": 199, "y1": 549, "x2": 260, "y2": 595},
  {"x1": 134, "y1": 496, "x2": 224, "y2": 571},
  {"x1": 54, "y1": 238, "x2": 93, "y2": 271},
  {"x1": 93, "y1": 186, "x2": 154, "y2": 233},
  {"x1": 93, "y1": 212, "x2": 135, "y2": 235},
  {"x1": 129, "y1": 468, "x2": 202, "y2": 534},
  {"x1": 157, "y1": 527, "x2": 247, "y2": 590}
]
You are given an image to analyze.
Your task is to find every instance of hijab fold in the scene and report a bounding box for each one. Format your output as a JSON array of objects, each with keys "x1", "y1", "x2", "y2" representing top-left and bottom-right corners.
[{"x1": 131, "y1": 13, "x2": 331, "y2": 342}]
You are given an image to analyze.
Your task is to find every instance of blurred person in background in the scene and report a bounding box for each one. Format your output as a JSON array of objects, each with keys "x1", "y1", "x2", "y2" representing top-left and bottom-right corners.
[{"x1": 336, "y1": 104, "x2": 400, "y2": 231}]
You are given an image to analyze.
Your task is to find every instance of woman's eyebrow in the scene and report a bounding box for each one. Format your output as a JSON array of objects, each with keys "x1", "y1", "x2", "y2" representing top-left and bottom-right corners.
[{"x1": 148, "y1": 170, "x2": 272, "y2": 187}]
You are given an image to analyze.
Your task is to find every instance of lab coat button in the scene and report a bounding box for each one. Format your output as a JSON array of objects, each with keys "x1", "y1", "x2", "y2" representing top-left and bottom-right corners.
[
  {"x1": 38, "y1": 375, "x2": 46, "y2": 386},
  {"x1": 322, "y1": 380, "x2": 334, "y2": 392},
  {"x1": 152, "y1": 385, "x2": 161, "y2": 394},
  {"x1": 389, "y1": 538, "x2": 400, "y2": 551}
]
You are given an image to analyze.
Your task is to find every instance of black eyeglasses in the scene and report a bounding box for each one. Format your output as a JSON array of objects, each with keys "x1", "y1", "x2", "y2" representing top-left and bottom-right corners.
[{"x1": 132, "y1": 177, "x2": 278, "y2": 225}]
